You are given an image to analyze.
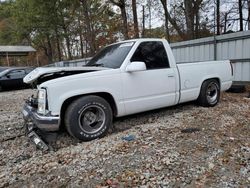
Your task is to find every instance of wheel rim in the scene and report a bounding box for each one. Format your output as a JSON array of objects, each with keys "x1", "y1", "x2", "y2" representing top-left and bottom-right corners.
[
  {"x1": 78, "y1": 105, "x2": 105, "y2": 134},
  {"x1": 206, "y1": 82, "x2": 218, "y2": 104}
]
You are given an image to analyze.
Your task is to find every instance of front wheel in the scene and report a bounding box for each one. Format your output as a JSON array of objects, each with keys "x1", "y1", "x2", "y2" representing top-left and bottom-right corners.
[
  {"x1": 197, "y1": 79, "x2": 220, "y2": 107},
  {"x1": 65, "y1": 95, "x2": 113, "y2": 141}
]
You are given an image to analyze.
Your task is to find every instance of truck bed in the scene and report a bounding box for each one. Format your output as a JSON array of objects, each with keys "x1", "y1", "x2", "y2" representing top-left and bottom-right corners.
[{"x1": 177, "y1": 60, "x2": 233, "y2": 103}]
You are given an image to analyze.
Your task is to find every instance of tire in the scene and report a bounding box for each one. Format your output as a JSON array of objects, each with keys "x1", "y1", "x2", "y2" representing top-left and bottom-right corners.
[
  {"x1": 0, "y1": 85, "x2": 2, "y2": 92},
  {"x1": 197, "y1": 79, "x2": 220, "y2": 107},
  {"x1": 65, "y1": 95, "x2": 113, "y2": 141}
]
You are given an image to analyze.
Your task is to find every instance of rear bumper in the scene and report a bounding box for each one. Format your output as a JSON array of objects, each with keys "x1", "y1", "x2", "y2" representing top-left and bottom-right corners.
[{"x1": 22, "y1": 103, "x2": 60, "y2": 132}]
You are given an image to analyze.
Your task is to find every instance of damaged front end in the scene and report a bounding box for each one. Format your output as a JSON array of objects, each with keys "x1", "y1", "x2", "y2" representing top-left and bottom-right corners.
[
  {"x1": 22, "y1": 92, "x2": 60, "y2": 151},
  {"x1": 22, "y1": 66, "x2": 109, "y2": 150}
]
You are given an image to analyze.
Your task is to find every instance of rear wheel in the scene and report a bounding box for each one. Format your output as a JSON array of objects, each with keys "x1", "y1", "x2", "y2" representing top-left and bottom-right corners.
[
  {"x1": 197, "y1": 79, "x2": 220, "y2": 107},
  {"x1": 65, "y1": 95, "x2": 113, "y2": 141}
]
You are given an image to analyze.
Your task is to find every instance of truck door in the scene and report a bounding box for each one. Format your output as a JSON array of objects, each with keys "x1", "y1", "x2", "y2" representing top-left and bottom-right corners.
[{"x1": 122, "y1": 41, "x2": 177, "y2": 115}]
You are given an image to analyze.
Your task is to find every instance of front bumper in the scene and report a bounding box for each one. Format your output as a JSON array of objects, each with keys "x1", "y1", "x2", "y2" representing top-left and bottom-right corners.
[
  {"x1": 22, "y1": 102, "x2": 60, "y2": 132},
  {"x1": 22, "y1": 102, "x2": 60, "y2": 150}
]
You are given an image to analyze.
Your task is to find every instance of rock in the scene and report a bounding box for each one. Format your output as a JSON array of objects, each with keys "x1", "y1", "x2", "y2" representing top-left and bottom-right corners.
[
  {"x1": 208, "y1": 163, "x2": 215, "y2": 170},
  {"x1": 143, "y1": 172, "x2": 151, "y2": 179}
]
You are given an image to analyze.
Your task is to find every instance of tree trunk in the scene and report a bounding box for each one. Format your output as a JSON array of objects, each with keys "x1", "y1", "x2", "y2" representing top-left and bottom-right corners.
[
  {"x1": 110, "y1": 0, "x2": 128, "y2": 39},
  {"x1": 184, "y1": 0, "x2": 194, "y2": 39},
  {"x1": 62, "y1": 26, "x2": 72, "y2": 60},
  {"x1": 81, "y1": 0, "x2": 96, "y2": 56},
  {"x1": 120, "y1": 2, "x2": 129, "y2": 39},
  {"x1": 195, "y1": 11, "x2": 199, "y2": 38},
  {"x1": 216, "y1": 0, "x2": 220, "y2": 35},
  {"x1": 167, "y1": 11, "x2": 186, "y2": 40},
  {"x1": 142, "y1": 5, "x2": 145, "y2": 37},
  {"x1": 61, "y1": 17, "x2": 72, "y2": 60},
  {"x1": 79, "y1": 33, "x2": 84, "y2": 58},
  {"x1": 46, "y1": 34, "x2": 53, "y2": 64},
  {"x1": 239, "y1": 0, "x2": 243, "y2": 31},
  {"x1": 159, "y1": 1, "x2": 185, "y2": 40},
  {"x1": 194, "y1": 1, "x2": 200, "y2": 38},
  {"x1": 132, "y1": 0, "x2": 139, "y2": 38},
  {"x1": 78, "y1": 16, "x2": 84, "y2": 58},
  {"x1": 160, "y1": 0, "x2": 170, "y2": 41},
  {"x1": 224, "y1": 13, "x2": 228, "y2": 33},
  {"x1": 55, "y1": 27, "x2": 62, "y2": 61},
  {"x1": 148, "y1": 0, "x2": 152, "y2": 37}
]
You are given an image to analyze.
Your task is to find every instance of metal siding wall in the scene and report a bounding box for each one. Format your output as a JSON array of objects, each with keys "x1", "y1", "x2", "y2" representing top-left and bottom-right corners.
[
  {"x1": 235, "y1": 40, "x2": 242, "y2": 59},
  {"x1": 170, "y1": 31, "x2": 250, "y2": 82},
  {"x1": 217, "y1": 43, "x2": 222, "y2": 60},
  {"x1": 209, "y1": 44, "x2": 214, "y2": 60},
  {"x1": 243, "y1": 39, "x2": 250, "y2": 59},
  {"x1": 194, "y1": 46, "x2": 200, "y2": 61},
  {"x1": 204, "y1": 45, "x2": 210, "y2": 60},
  {"x1": 234, "y1": 63, "x2": 242, "y2": 81},
  {"x1": 242, "y1": 62, "x2": 250, "y2": 81}
]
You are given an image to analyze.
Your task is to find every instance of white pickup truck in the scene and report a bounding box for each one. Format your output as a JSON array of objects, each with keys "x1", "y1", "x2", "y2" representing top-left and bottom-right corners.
[{"x1": 22, "y1": 38, "x2": 233, "y2": 149}]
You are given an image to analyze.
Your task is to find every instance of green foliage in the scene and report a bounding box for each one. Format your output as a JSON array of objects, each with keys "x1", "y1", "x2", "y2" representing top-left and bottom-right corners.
[
  {"x1": 0, "y1": 0, "x2": 122, "y2": 64},
  {"x1": 0, "y1": 1, "x2": 18, "y2": 45}
]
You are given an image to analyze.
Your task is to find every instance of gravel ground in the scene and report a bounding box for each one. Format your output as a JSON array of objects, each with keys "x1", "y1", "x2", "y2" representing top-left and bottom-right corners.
[{"x1": 0, "y1": 88, "x2": 249, "y2": 187}]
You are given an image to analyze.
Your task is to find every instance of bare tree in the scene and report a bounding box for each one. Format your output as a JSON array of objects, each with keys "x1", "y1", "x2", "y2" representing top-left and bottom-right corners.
[
  {"x1": 239, "y1": 0, "x2": 243, "y2": 31},
  {"x1": 159, "y1": 0, "x2": 170, "y2": 41},
  {"x1": 184, "y1": 0, "x2": 194, "y2": 39},
  {"x1": 216, "y1": 0, "x2": 220, "y2": 35},
  {"x1": 132, "y1": 0, "x2": 139, "y2": 38},
  {"x1": 193, "y1": 0, "x2": 203, "y2": 38},
  {"x1": 142, "y1": 5, "x2": 145, "y2": 37},
  {"x1": 223, "y1": 12, "x2": 229, "y2": 33},
  {"x1": 80, "y1": 0, "x2": 96, "y2": 56},
  {"x1": 110, "y1": 0, "x2": 129, "y2": 39},
  {"x1": 54, "y1": 26, "x2": 62, "y2": 61}
]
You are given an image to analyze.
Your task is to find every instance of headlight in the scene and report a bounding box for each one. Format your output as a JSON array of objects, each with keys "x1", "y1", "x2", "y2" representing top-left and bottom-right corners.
[
  {"x1": 38, "y1": 89, "x2": 46, "y2": 100},
  {"x1": 37, "y1": 89, "x2": 47, "y2": 114}
]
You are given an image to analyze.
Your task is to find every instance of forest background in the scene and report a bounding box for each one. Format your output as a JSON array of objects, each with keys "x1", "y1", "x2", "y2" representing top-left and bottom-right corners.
[{"x1": 0, "y1": 0, "x2": 249, "y2": 66}]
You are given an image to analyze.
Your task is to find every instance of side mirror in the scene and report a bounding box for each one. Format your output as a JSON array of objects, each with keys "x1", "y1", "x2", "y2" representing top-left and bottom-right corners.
[
  {"x1": 6, "y1": 74, "x2": 10, "y2": 78},
  {"x1": 126, "y1": 61, "x2": 146, "y2": 72}
]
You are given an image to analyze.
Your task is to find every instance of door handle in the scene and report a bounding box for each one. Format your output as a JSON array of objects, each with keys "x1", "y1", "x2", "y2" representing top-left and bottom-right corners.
[{"x1": 168, "y1": 75, "x2": 175, "y2": 78}]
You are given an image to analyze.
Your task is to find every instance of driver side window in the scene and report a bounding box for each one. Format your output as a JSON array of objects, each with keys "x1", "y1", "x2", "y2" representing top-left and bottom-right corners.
[{"x1": 130, "y1": 41, "x2": 170, "y2": 70}]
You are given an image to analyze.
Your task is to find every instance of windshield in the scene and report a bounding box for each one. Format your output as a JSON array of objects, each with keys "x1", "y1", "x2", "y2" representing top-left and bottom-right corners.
[
  {"x1": 0, "y1": 69, "x2": 9, "y2": 77},
  {"x1": 86, "y1": 42, "x2": 134, "y2": 68}
]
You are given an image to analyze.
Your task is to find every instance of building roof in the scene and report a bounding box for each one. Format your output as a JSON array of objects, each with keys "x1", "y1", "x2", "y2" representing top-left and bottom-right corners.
[
  {"x1": 0, "y1": 46, "x2": 36, "y2": 56},
  {"x1": 0, "y1": 46, "x2": 36, "y2": 52}
]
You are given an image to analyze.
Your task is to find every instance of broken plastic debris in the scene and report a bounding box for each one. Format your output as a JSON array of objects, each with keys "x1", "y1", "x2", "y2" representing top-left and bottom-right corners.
[{"x1": 122, "y1": 135, "x2": 136, "y2": 141}]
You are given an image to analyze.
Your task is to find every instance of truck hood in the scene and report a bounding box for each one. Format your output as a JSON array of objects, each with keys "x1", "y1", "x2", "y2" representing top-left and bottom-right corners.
[{"x1": 24, "y1": 67, "x2": 110, "y2": 84}]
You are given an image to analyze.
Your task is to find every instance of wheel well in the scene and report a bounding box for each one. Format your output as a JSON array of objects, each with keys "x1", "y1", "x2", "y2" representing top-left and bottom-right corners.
[
  {"x1": 60, "y1": 92, "x2": 118, "y2": 129},
  {"x1": 198, "y1": 78, "x2": 221, "y2": 98},
  {"x1": 202, "y1": 78, "x2": 220, "y2": 88}
]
